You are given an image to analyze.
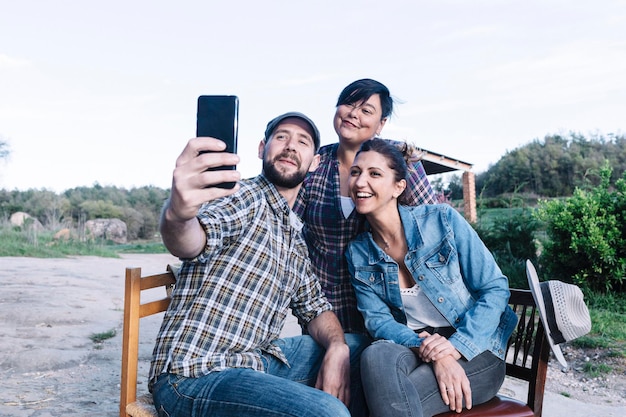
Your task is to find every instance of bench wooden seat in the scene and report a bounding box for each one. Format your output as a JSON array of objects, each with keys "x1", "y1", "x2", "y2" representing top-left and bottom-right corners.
[{"x1": 119, "y1": 267, "x2": 549, "y2": 417}]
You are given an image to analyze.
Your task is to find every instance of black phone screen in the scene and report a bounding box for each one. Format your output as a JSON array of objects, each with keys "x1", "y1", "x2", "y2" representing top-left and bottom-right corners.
[{"x1": 196, "y1": 95, "x2": 239, "y2": 189}]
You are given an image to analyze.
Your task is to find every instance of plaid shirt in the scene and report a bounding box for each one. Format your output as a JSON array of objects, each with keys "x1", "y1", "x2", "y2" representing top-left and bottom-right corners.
[
  {"x1": 293, "y1": 141, "x2": 436, "y2": 334},
  {"x1": 149, "y1": 175, "x2": 331, "y2": 390}
]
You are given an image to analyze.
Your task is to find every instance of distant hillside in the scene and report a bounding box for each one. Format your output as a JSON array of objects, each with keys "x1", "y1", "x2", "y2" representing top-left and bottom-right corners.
[{"x1": 476, "y1": 132, "x2": 626, "y2": 197}]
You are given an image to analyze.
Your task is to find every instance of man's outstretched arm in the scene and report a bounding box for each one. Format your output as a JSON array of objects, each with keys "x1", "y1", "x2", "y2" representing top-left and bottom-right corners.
[{"x1": 160, "y1": 137, "x2": 240, "y2": 258}]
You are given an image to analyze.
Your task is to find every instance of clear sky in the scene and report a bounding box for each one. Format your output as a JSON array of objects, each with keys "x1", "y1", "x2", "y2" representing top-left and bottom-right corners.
[{"x1": 1, "y1": 0, "x2": 625, "y2": 192}]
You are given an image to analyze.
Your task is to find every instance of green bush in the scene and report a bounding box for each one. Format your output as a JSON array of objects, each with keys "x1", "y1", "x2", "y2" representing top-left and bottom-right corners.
[
  {"x1": 534, "y1": 162, "x2": 626, "y2": 293},
  {"x1": 473, "y1": 207, "x2": 538, "y2": 289}
]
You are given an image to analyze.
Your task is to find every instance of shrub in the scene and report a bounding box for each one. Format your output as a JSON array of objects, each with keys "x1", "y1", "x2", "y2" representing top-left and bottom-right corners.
[
  {"x1": 534, "y1": 162, "x2": 626, "y2": 293},
  {"x1": 473, "y1": 207, "x2": 538, "y2": 289}
]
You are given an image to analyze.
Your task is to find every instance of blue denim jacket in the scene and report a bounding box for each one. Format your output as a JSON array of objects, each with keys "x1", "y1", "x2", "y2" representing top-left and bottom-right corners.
[{"x1": 346, "y1": 204, "x2": 517, "y2": 361}]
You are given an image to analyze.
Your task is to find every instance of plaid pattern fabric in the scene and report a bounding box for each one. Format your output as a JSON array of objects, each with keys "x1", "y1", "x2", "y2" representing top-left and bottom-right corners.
[
  {"x1": 293, "y1": 141, "x2": 436, "y2": 334},
  {"x1": 149, "y1": 175, "x2": 331, "y2": 389}
]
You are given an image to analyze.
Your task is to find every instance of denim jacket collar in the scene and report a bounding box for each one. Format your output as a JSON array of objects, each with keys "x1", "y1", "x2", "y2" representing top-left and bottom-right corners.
[{"x1": 366, "y1": 205, "x2": 424, "y2": 265}]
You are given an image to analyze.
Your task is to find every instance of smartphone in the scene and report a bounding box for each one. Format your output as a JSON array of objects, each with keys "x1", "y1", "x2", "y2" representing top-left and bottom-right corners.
[{"x1": 196, "y1": 95, "x2": 239, "y2": 189}]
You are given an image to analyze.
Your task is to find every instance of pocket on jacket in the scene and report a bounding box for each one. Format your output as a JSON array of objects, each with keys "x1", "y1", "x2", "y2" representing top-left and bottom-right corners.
[
  {"x1": 353, "y1": 269, "x2": 386, "y2": 298},
  {"x1": 424, "y1": 240, "x2": 462, "y2": 284}
]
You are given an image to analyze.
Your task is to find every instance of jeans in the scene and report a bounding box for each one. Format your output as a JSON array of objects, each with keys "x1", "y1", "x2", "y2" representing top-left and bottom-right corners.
[
  {"x1": 361, "y1": 342, "x2": 505, "y2": 417},
  {"x1": 152, "y1": 333, "x2": 370, "y2": 417}
]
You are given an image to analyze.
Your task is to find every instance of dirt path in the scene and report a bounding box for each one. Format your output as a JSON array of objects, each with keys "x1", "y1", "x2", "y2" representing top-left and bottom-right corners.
[{"x1": 0, "y1": 254, "x2": 178, "y2": 417}]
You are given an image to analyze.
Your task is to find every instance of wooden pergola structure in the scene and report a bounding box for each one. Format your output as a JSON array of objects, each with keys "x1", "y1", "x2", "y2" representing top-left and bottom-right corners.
[{"x1": 415, "y1": 147, "x2": 476, "y2": 223}]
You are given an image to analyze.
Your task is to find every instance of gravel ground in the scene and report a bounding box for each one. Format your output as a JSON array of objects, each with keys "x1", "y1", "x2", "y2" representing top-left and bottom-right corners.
[
  {"x1": 542, "y1": 344, "x2": 626, "y2": 407},
  {"x1": 0, "y1": 254, "x2": 624, "y2": 416}
]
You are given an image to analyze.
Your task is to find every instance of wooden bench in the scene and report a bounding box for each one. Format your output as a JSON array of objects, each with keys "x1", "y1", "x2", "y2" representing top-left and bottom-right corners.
[
  {"x1": 119, "y1": 267, "x2": 175, "y2": 417},
  {"x1": 119, "y1": 267, "x2": 549, "y2": 417}
]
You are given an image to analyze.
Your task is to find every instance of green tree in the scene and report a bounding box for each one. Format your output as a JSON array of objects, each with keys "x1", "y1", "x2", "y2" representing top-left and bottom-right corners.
[
  {"x1": 446, "y1": 174, "x2": 464, "y2": 201},
  {"x1": 22, "y1": 190, "x2": 71, "y2": 229},
  {"x1": 477, "y1": 132, "x2": 626, "y2": 198},
  {"x1": 121, "y1": 206, "x2": 144, "y2": 240},
  {"x1": 79, "y1": 200, "x2": 124, "y2": 219}
]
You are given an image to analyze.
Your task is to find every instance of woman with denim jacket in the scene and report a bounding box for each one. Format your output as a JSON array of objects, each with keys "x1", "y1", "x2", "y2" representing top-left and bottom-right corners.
[{"x1": 345, "y1": 139, "x2": 517, "y2": 417}]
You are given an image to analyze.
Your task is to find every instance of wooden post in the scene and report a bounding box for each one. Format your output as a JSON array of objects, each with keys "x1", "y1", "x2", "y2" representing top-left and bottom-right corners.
[{"x1": 462, "y1": 171, "x2": 477, "y2": 223}]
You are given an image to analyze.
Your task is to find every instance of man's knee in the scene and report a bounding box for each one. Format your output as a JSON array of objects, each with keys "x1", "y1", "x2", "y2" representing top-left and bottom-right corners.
[{"x1": 316, "y1": 395, "x2": 351, "y2": 417}]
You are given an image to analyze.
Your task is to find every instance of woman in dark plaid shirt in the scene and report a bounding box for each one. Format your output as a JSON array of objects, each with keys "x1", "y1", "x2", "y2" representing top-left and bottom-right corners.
[{"x1": 294, "y1": 79, "x2": 436, "y2": 335}]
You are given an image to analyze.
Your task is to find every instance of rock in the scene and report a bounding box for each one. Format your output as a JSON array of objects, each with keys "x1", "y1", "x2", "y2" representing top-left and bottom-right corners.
[
  {"x1": 84, "y1": 219, "x2": 127, "y2": 244},
  {"x1": 9, "y1": 211, "x2": 44, "y2": 231},
  {"x1": 53, "y1": 228, "x2": 72, "y2": 241}
]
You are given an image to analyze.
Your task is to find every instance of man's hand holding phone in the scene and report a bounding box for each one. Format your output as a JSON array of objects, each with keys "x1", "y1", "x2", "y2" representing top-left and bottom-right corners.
[
  {"x1": 160, "y1": 95, "x2": 241, "y2": 259},
  {"x1": 167, "y1": 137, "x2": 241, "y2": 224},
  {"x1": 168, "y1": 94, "x2": 241, "y2": 221},
  {"x1": 160, "y1": 136, "x2": 240, "y2": 259}
]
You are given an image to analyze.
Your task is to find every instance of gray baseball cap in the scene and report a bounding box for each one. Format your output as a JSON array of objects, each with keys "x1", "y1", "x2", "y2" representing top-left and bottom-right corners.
[{"x1": 264, "y1": 112, "x2": 321, "y2": 151}]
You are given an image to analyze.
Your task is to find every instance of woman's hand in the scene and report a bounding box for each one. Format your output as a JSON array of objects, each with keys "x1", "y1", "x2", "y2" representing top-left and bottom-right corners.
[
  {"x1": 433, "y1": 355, "x2": 472, "y2": 413},
  {"x1": 418, "y1": 333, "x2": 460, "y2": 363}
]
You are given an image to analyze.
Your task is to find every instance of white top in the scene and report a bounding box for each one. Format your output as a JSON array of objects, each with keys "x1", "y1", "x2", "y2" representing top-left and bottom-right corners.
[
  {"x1": 400, "y1": 284, "x2": 450, "y2": 330},
  {"x1": 340, "y1": 196, "x2": 355, "y2": 219}
]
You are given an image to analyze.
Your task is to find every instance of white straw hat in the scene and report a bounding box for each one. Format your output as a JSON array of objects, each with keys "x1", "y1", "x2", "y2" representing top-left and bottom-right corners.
[{"x1": 526, "y1": 260, "x2": 592, "y2": 368}]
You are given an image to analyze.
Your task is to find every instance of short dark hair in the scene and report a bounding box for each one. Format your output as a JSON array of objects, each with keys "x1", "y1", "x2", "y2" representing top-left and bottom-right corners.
[{"x1": 336, "y1": 79, "x2": 393, "y2": 120}]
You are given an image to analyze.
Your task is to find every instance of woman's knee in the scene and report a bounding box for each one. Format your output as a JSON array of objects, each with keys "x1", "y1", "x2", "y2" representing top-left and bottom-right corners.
[
  {"x1": 362, "y1": 341, "x2": 395, "y2": 360},
  {"x1": 466, "y1": 352, "x2": 506, "y2": 404},
  {"x1": 362, "y1": 342, "x2": 414, "y2": 367}
]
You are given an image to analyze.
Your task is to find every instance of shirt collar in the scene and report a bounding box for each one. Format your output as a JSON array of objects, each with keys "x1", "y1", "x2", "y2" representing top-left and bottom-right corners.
[
  {"x1": 255, "y1": 174, "x2": 293, "y2": 218},
  {"x1": 398, "y1": 205, "x2": 424, "y2": 251}
]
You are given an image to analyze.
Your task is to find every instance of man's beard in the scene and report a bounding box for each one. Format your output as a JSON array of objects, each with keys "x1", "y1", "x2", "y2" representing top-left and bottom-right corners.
[{"x1": 263, "y1": 151, "x2": 307, "y2": 189}]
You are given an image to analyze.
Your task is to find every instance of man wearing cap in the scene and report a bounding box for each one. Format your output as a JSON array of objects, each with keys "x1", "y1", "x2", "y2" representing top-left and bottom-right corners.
[{"x1": 150, "y1": 112, "x2": 368, "y2": 417}]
